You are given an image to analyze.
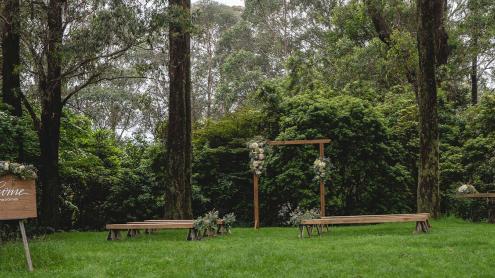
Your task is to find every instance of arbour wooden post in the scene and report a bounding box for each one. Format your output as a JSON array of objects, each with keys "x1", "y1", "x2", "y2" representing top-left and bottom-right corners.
[
  {"x1": 319, "y1": 143, "x2": 325, "y2": 217},
  {"x1": 254, "y1": 174, "x2": 260, "y2": 229},
  {"x1": 252, "y1": 139, "x2": 330, "y2": 228}
]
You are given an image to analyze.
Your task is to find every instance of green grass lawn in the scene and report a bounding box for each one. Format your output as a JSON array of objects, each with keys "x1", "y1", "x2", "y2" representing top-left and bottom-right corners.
[{"x1": 1, "y1": 217, "x2": 494, "y2": 277}]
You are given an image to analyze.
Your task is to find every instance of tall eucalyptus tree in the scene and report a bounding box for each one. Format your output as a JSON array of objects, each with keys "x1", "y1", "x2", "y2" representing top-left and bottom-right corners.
[
  {"x1": 19, "y1": 0, "x2": 148, "y2": 227},
  {"x1": 1, "y1": 0, "x2": 23, "y2": 161},
  {"x1": 166, "y1": 0, "x2": 193, "y2": 219}
]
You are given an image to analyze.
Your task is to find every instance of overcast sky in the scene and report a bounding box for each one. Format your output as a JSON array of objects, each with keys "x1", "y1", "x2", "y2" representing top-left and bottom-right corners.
[{"x1": 192, "y1": 0, "x2": 244, "y2": 6}]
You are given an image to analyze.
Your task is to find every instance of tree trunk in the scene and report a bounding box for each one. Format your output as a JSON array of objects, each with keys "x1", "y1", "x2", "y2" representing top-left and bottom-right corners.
[
  {"x1": 365, "y1": 0, "x2": 391, "y2": 46},
  {"x1": 416, "y1": 0, "x2": 442, "y2": 218},
  {"x1": 165, "y1": 0, "x2": 193, "y2": 219},
  {"x1": 37, "y1": 115, "x2": 62, "y2": 228},
  {"x1": 37, "y1": 0, "x2": 64, "y2": 228},
  {"x1": 206, "y1": 29, "x2": 213, "y2": 118},
  {"x1": 2, "y1": 0, "x2": 24, "y2": 161},
  {"x1": 468, "y1": 0, "x2": 481, "y2": 105},
  {"x1": 471, "y1": 54, "x2": 478, "y2": 105}
]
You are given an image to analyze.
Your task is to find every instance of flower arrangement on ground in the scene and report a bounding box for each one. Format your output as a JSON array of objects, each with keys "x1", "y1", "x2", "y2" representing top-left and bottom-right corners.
[
  {"x1": 222, "y1": 212, "x2": 236, "y2": 233},
  {"x1": 193, "y1": 210, "x2": 237, "y2": 239},
  {"x1": 288, "y1": 207, "x2": 320, "y2": 226}
]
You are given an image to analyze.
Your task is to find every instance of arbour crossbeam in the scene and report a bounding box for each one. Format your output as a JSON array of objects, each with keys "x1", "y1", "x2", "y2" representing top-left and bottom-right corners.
[{"x1": 252, "y1": 139, "x2": 331, "y2": 229}]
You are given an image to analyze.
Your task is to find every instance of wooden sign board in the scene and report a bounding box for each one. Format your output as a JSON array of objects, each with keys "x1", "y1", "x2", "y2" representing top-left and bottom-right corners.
[{"x1": 0, "y1": 174, "x2": 37, "y2": 220}]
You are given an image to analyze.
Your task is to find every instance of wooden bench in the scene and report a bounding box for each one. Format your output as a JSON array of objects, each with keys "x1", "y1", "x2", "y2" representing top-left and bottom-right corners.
[
  {"x1": 299, "y1": 213, "x2": 431, "y2": 238},
  {"x1": 106, "y1": 219, "x2": 226, "y2": 241},
  {"x1": 456, "y1": 193, "x2": 495, "y2": 223}
]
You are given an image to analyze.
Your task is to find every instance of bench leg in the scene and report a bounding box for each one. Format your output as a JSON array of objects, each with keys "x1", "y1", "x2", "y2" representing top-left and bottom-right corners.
[
  {"x1": 421, "y1": 221, "x2": 429, "y2": 233},
  {"x1": 415, "y1": 221, "x2": 429, "y2": 233},
  {"x1": 217, "y1": 224, "x2": 226, "y2": 235},
  {"x1": 107, "y1": 230, "x2": 121, "y2": 240},
  {"x1": 306, "y1": 225, "x2": 313, "y2": 238},
  {"x1": 415, "y1": 222, "x2": 422, "y2": 234},
  {"x1": 187, "y1": 228, "x2": 199, "y2": 241},
  {"x1": 298, "y1": 225, "x2": 304, "y2": 239},
  {"x1": 316, "y1": 224, "x2": 322, "y2": 236},
  {"x1": 127, "y1": 229, "x2": 139, "y2": 238}
]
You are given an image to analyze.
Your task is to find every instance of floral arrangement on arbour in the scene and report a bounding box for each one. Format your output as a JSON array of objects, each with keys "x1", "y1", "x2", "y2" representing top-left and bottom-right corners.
[
  {"x1": 248, "y1": 137, "x2": 268, "y2": 176},
  {"x1": 456, "y1": 183, "x2": 478, "y2": 194},
  {"x1": 0, "y1": 161, "x2": 37, "y2": 180},
  {"x1": 313, "y1": 157, "x2": 331, "y2": 181}
]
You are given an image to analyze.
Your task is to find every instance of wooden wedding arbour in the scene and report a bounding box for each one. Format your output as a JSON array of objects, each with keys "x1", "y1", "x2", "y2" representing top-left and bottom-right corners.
[{"x1": 252, "y1": 139, "x2": 331, "y2": 228}]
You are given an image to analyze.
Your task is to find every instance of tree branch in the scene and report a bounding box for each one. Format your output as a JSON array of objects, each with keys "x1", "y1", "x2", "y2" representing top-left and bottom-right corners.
[
  {"x1": 61, "y1": 72, "x2": 103, "y2": 106},
  {"x1": 364, "y1": 0, "x2": 391, "y2": 46},
  {"x1": 61, "y1": 74, "x2": 146, "y2": 107},
  {"x1": 61, "y1": 44, "x2": 135, "y2": 79},
  {"x1": 433, "y1": 0, "x2": 450, "y2": 66},
  {"x1": 19, "y1": 92, "x2": 41, "y2": 132}
]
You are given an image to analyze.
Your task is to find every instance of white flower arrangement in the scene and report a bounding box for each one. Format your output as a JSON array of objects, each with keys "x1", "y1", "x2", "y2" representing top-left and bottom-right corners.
[
  {"x1": 193, "y1": 210, "x2": 236, "y2": 238},
  {"x1": 0, "y1": 161, "x2": 37, "y2": 180},
  {"x1": 313, "y1": 157, "x2": 331, "y2": 181},
  {"x1": 222, "y1": 212, "x2": 236, "y2": 233},
  {"x1": 457, "y1": 184, "x2": 478, "y2": 194},
  {"x1": 193, "y1": 209, "x2": 219, "y2": 238},
  {"x1": 288, "y1": 207, "x2": 320, "y2": 226},
  {"x1": 248, "y1": 138, "x2": 268, "y2": 176}
]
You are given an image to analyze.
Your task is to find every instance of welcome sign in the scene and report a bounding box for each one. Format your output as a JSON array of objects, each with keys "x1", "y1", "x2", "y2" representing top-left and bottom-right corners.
[{"x1": 0, "y1": 175, "x2": 37, "y2": 220}]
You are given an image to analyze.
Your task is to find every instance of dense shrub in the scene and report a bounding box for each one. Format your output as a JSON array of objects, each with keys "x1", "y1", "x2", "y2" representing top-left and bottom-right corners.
[{"x1": 58, "y1": 115, "x2": 164, "y2": 229}]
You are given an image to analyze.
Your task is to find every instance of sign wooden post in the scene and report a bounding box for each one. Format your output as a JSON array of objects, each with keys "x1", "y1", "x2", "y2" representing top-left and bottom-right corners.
[{"x1": 0, "y1": 174, "x2": 37, "y2": 272}]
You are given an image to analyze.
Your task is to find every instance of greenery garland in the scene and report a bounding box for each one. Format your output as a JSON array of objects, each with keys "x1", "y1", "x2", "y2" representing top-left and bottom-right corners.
[{"x1": 0, "y1": 161, "x2": 37, "y2": 180}]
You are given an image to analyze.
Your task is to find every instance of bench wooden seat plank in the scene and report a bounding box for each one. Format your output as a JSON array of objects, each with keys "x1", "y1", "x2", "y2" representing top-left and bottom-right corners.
[
  {"x1": 107, "y1": 223, "x2": 194, "y2": 229},
  {"x1": 106, "y1": 222, "x2": 199, "y2": 241},
  {"x1": 320, "y1": 213, "x2": 429, "y2": 219},
  {"x1": 299, "y1": 213, "x2": 431, "y2": 238},
  {"x1": 143, "y1": 219, "x2": 225, "y2": 224},
  {"x1": 107, "y1": 219, "x2": 227, "y2": 241},
  {"x1": 455, "y1": 193, "x2": 495, "y2": 198},
  {"x1": 307, "y1": 214, "x2": 428, "y2": 225}
]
